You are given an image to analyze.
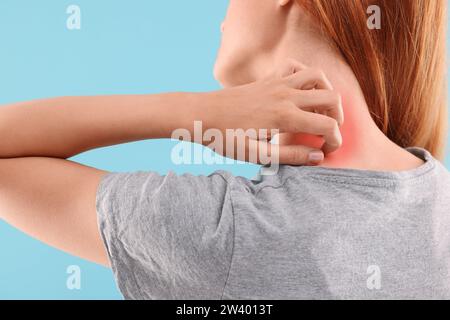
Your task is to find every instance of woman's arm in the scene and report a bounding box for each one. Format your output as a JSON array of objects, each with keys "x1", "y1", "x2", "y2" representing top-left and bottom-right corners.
[
  {"x1": 0, "y1": 64, "x2": 343, "y2": 161},
  {"x1": 0, "y1": 157, "x2": 109, "y2": 265},
  {"x1": 0, "y1": 93, "x2": 203, "y2": 159}
]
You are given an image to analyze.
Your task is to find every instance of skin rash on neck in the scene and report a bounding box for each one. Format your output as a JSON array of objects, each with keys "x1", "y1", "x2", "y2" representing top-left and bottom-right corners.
[
  {"x1": 279, "y1": 92, "x2": 365, "y2": 168},
  {"x1": 279, "y1": 90, "x2": 425, "y2": 171},
  {"x1": 321, "y1": 94, "x2": 365, "y2": 167}
]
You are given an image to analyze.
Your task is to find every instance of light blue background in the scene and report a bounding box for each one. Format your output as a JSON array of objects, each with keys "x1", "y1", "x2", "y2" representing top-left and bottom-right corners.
[{"x1": 0, "y1": 0, "x2": 448, "y2": 299}]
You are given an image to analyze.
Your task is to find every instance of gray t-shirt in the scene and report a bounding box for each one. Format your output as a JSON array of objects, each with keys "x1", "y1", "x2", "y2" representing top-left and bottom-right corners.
[{"x1": 96, "y1": 147, "x2": 450, "y2": 299}]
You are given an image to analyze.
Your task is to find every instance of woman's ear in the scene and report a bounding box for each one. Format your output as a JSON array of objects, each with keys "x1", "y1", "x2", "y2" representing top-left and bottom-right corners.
[{"x1": 279, "y1": 0, "x2": 291, "y2": 6}]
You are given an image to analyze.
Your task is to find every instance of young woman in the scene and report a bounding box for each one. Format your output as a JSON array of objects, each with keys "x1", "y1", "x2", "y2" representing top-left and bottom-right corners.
[{"x1": 0, "y1": 0, "x2": 448, "y2": 299}]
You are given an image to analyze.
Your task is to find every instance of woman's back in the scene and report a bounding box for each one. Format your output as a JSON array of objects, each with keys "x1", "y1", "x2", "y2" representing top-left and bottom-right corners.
[{"x1": 97, "y1": 147, "x2": 450, "y2": 299}]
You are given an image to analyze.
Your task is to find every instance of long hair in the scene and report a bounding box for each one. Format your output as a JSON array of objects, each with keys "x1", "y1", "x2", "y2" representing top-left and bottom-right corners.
[{"x1": 297, "y1": 0, "x2": 448, "y2": 159}]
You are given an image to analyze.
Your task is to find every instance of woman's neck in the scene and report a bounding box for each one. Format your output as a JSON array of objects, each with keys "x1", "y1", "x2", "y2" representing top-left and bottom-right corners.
[{"x1": 267, "y1": 50, "x2": 424, "y2": 171}]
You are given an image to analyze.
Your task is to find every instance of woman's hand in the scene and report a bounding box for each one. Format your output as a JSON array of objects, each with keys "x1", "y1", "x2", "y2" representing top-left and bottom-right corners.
[{"x1": 201, "y1": 59, "x2": 344, "y2": 165}]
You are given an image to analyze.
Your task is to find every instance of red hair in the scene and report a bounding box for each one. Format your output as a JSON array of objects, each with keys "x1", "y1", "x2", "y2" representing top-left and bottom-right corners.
[{"x1": 297, "y1": 0, "x2": 448, "y2": 159}]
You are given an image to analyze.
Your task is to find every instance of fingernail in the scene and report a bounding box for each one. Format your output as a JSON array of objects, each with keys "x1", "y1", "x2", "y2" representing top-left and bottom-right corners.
[{"x1": 308, "y1": 151, "x2": 324, "y2": 162}]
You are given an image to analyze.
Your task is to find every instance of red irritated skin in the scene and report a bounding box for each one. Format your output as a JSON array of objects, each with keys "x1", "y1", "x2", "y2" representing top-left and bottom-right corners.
[
  {"x1": 278, "y1": 92, "x2": 363, "y2": 168},
  {"x1": 320, "y1": 93, "x2": 361, "y2": 167},
  {"x1": 277, "y1": 83, "x2": 427, "y2": 171}
]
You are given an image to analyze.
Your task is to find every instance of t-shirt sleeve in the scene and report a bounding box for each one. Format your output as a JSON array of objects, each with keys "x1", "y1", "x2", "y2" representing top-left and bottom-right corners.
[{"x1": 95, "y1": 170, "x2": 235, "y2": 300}]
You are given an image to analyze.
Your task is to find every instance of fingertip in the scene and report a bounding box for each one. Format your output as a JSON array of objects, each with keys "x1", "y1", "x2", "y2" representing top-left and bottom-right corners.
[
  {"x1": 322, "y1": 142, "x2": 340, "y2": 155},
  {"x1": 308, "y1": 150, "x2": 325, "y2": 163}
]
